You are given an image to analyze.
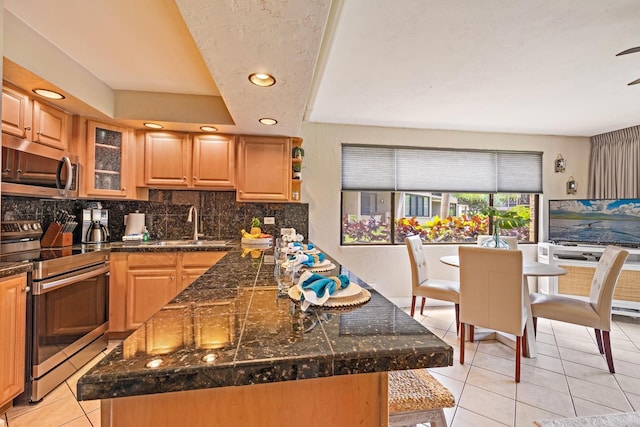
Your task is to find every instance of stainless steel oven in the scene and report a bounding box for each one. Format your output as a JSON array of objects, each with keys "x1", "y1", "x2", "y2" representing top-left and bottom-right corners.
[{"x1": 1, "y1": 220, "x2": 109, "y2": 403}]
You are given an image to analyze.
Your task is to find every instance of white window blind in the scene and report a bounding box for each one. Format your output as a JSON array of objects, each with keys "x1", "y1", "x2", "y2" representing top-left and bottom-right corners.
[{"x1": 342, "y1": 145, "x2": 543, "y2": 193}]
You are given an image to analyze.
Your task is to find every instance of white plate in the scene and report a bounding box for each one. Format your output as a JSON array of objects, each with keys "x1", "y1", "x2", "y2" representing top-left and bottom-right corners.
[
  {"x1": 303, "y1": 248, "x2": 320, "y2": 254},
  {"x1": 329, "y1": 283, "x2": 363, "y2": 299}
]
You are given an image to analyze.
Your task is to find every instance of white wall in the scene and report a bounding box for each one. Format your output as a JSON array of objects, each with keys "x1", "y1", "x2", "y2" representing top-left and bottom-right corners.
[{"x1": 300, "y1": 122, "x2": 591, "y2": 307}]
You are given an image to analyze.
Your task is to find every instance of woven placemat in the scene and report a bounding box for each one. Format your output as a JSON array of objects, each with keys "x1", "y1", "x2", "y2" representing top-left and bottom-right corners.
[{"x1": 288, "y1": 285, "x2": 371, "y2": 309}]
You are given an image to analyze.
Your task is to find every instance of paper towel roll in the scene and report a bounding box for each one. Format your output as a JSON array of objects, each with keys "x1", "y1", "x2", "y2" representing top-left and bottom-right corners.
[{"x1": 124, "y1": 213, "x2": 146, "y2": 236}]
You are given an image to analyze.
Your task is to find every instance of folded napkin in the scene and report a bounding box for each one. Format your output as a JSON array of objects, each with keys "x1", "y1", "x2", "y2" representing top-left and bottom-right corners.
[
  {"x1": 298, "y1": 270, "x2": 350, "y2": 310},
  {"x1": 288, "y1": 253, "x2": 326, "y2": 272}
]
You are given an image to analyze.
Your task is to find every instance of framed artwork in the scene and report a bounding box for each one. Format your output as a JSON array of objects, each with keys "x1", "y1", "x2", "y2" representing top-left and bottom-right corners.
[{"x1": 555, "y1": 155, "x2": 565, "y2": 173}]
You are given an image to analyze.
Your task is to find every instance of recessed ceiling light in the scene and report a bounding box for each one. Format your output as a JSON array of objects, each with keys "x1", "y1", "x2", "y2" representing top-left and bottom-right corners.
[
  {"x1": 200, "y1": 126, "x2": 218, "y2": 132},
  {"x1": 144, "y1": 122, "x2": 164, "y2": 129},
  {"x1": 248, "y1": 73, "x2": 276, "y2": 87},
  {"x1": 32, "y1": 88, "x2": 65, "y2": 100},
  {"x1": 259, "y1": 118, "x2": 278, "y2": 125}
]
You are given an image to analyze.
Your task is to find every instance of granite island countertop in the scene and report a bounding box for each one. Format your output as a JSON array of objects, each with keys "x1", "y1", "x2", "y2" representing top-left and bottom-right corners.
[{"x1": 77, "y1": 244, "x2": 453, "y2": 400}]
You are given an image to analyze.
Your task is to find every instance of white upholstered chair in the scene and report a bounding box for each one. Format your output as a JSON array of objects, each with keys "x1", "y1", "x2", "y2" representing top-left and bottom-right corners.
[
  {"x1": 530, "y1": 245, "x2": 629, "y2": 373},
  {"x1": 405, "y1": 236, "x2": 460, "y2": 331},
  {"x1": 459, "y1": 246, "x2": 527, "y2": 382},
  {"x1": 477, "y1": 235, "x2": 518, "y2": 249}
]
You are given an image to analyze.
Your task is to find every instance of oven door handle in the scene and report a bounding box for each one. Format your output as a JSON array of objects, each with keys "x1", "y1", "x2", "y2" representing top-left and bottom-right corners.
[{"x1": 34, "y1": 264, "x2": 110, "y2": 294}]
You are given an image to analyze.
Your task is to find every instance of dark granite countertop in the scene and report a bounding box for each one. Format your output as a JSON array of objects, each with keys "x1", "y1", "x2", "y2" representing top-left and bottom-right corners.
[
  {"x1": 77, "y1": 244, "x2": 453, "y2": 400},
  {"x1": 0, "y1": 261, "x2": 32, "y2": 278}
]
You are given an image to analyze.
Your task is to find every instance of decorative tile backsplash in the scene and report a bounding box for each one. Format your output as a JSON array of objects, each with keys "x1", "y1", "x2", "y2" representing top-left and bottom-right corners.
[{"x1": 1, "y1": 190, "x2": 308, "y2": 244}]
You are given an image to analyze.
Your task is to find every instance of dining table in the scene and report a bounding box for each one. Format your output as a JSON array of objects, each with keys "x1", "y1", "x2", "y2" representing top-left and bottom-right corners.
[{"x1": 440, "y1": 255, "x2": 567, "y2": 358}]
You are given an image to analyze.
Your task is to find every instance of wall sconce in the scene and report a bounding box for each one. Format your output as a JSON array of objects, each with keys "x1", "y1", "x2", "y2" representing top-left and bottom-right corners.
[
  {"x1": 555, "y1": 154, "x2": 565, "y2": 173},
  {"x1": 566, "y1": 176, "x2": 577, "y2": 194}
]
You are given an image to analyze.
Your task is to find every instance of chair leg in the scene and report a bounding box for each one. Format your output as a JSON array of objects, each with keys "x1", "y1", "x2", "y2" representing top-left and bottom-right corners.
[
  {"x1": 460, "y1": 322, "x2": 465, "y2": 365},
  {"x1": 603, "y1": 331, "x2": 615, "y2": 374},
  {"x1": 515, "y1": 336, "x2": 521, "y2": 383},
  {"x1": 533, "y1": 317, "x2": 537, "y2": 336},
  {"x1": 420, "y1": 297, "x2": 426, "y2": 315},
  {"x1": 522, "y1": 326, "x2": 527, "y2": 357},
  {"x1": 410, "y1": 296, "x2": 416, "y2": 317},
  {"x1": 454, "y1": 303, "x2": 460, "y2": 335},
  {"x1": 469, "y1": 325, "x2": 474, "y2": 343},
  {"x1": 594, "y1": 328, "x2": 604, "y2": 354}
]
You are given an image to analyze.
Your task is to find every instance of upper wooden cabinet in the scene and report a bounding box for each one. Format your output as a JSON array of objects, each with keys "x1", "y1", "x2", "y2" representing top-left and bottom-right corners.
[
  {"x1": 144, "y1": 132, "x2": 235, "y2": 189},
  {"x1": 2, "y1": 86, "x2": 31, "y2": 139},
  {"x1": 0, "y1": 273, "x2": 27, "y2": 409},
  {"x1": 72, "y1": 119, "x2": 140, "y2": 199},
  {"x1": 84, "y1": 120, "x2": 133, "y2": 198},
  {"x1": 32, "y1": 100, "x2": 70, "y2": 150},
  {"x1": 236, "y1": 136, "x2": 291, "y2": 202},
  {"x1": 1, "y1": 85, "x2": 71, "y2": 151}
]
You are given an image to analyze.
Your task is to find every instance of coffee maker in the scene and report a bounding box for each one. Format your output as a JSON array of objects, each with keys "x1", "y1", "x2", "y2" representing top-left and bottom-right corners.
[{"x1": 82, "y1": 208, "x2": 109, "y2": 243}]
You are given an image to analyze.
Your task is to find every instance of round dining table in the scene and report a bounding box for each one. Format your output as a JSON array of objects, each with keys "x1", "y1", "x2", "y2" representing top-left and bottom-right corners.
[{"x1": 439, "y1": 255, "x2": 567, "y2": 358}]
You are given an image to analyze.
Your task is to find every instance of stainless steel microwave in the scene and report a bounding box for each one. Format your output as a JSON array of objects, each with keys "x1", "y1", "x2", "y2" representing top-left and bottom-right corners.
[{"x1": 1, "y1": 133, "x2": 79, "y2": 198}]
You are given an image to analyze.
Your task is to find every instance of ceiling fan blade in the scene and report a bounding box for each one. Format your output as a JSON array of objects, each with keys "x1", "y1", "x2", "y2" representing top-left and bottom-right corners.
[
  {"x1": 628, "y1": 77, "x2": 640, "y2": 86},
  {"x1": 616, "y1": 46, "x2": 640, "y2": 56}
]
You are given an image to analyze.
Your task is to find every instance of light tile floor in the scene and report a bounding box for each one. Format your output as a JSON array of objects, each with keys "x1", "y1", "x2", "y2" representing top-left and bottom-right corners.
[
  {"x1": 410, "y1": 305, "x2": 640, "y2": 426},
  {"x1": 2, "y1": 307, "x2": 640, "y2": 426},
  {"x1": 2, "y1": 341, "x2": 120, "y2": 427}
]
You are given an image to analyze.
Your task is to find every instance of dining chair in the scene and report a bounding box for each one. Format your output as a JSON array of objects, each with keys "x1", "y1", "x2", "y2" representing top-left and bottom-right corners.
[
  {"x1": 458, "y1": 246, "x2": 527, "y2": 382},
  {"x1": 530, "y1": 245, "x2": 629, "y2": 373},
  {"x1": 477, "y1": 235, "x2": 518, "y2": 249},
  {"x1": 405, "y1": 236, "x2": 460, "y2": 331}
]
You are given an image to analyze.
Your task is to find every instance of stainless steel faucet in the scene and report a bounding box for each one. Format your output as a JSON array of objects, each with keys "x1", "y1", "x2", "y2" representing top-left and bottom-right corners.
[{"x1": 187, "y1": 206, "x2": 202, "y2": 240}]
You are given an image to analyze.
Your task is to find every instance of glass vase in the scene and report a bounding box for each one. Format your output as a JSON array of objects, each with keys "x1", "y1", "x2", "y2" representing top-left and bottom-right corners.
[{"x1": 481, "y1": 229, "x2": 511, "y2": 249}]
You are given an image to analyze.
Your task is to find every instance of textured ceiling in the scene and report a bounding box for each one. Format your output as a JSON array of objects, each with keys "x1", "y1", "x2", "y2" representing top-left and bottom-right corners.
[{"x1": 4, "y1": 0, "x2": 640, "y2": 137}]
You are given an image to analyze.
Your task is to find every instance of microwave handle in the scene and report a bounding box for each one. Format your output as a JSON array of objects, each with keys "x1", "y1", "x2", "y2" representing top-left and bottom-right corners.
[{"x1": 56, "y1": 156, "x2": 73, "y2": 194}]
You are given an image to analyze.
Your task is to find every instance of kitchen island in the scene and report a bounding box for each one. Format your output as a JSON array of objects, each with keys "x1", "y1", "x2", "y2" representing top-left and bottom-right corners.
[{"x1": 78, "y1": 244, "x2": 453, "y2": 426}]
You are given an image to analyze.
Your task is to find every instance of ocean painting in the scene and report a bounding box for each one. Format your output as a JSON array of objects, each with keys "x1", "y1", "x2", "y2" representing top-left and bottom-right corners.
[{"x1": 548, "y1": 199, "x2": 640, "y2": 245}]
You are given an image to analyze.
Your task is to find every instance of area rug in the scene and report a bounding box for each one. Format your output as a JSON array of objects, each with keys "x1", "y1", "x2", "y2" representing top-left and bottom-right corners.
[{"x1": 535, "y1": 411, "x2": 640, "y2": 427}]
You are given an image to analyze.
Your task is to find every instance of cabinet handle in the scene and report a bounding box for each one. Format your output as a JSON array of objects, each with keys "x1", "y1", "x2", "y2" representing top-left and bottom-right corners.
[
  {"x1": 182, "y1": 275, "x2": 186, "y2": 280},
  {"x1": 23, "y1": 286, "x2": 30, "y2": 292},
  {"x1": 183, "y1": 176, "x2": 187, "y2": 180},
  {"x1": 17, "y1": 169, "x2": 22, "y2": 174},
  {"x1": 122, "y1": 187, "x2": 126, "y2": 191},
  {"x1": 24, "y1": 126, "x2": 31, "y2": 131},
  {"x1": 170, "y1": 276, "x2": 175, "y2": 281},
  {"x1": 193, "y1": 176, "x2": 197, "y2": 180},
  {"x1": 3, "y1": 168, "x2": 10, "y2": 173},
  {"x1": 37, "y1": 131, "x2": 43, "y2": 135}
]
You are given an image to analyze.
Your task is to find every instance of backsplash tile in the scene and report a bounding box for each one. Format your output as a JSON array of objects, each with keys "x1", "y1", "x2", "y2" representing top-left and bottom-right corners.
[{"x1": 1, "y1": 190, "x2": 308, "y2": 244}]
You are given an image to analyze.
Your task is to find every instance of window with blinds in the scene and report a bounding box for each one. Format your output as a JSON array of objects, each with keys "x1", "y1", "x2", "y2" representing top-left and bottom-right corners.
[
  {"x1": 341, "y1": 145, "x2": 541, "y2": 245},
  {"x1": 342, "y1": 145, "x2": 543, "y2": 193}
]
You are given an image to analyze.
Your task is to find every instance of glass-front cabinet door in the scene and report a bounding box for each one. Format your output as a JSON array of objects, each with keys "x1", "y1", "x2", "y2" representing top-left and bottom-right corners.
[{"x1": 86, "y1": 120, "x2": 129, "y2": 197}]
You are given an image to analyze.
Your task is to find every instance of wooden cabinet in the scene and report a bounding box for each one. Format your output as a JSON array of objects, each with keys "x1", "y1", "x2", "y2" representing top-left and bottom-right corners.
[
  {"x1": 109, "y1": 251, "x2": 226, "y2": 334},
  {"x1": 144, "y1": 132, "x2": 235, "y2": 189},
  {"x1": 236, "y1": 136, "x2": 291, "y2": 202},
  {"x1": 84, "y1": 120, "x2": 134, "y2": 198},
  {"x1": 1, "y1": 85, "x2": 70, "y2": 150},
  {"x1": 2, "y1": 86, "x2": 31, "y2": 138},
  {"x1": 0, "y1": 273, "x2": 27, "y2": 410},
  {"x1": 32, "y1": 100, "x2": 70, "y2": 150}
]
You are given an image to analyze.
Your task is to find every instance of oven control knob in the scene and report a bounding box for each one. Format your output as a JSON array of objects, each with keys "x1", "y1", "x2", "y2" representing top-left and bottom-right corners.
[{"x1": 22, "y1": 224, "x2": 29, "y2": 230}]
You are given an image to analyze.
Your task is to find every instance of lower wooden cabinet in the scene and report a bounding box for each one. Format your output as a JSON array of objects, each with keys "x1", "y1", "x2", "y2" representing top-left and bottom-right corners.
[
  {"x1": 109, "y1": 252, "x2": 226, "y2": 334},
  {"x1": 0, "y1": 273, "x2": 27, "y2": 411}
]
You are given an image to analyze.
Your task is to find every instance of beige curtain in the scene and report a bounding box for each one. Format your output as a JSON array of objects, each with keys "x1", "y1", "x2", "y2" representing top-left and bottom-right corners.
[{"x1": 589, "y1": 125, "x2": 640, "y2": 198}]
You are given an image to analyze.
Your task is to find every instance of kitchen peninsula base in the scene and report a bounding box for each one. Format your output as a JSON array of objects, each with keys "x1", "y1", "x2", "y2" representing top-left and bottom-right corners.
[{"x1": 101, "y1": 372, "x2": 389, "y2": 427}]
